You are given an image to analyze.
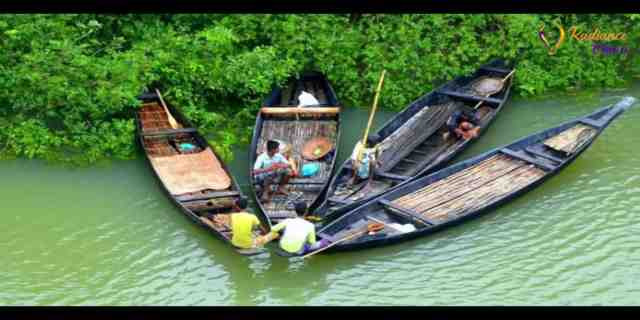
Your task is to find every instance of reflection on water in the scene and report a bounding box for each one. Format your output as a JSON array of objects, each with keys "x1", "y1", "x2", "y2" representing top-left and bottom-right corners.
[{"x1": 0, "y1": 83, "x2": 639, "y2": 305}]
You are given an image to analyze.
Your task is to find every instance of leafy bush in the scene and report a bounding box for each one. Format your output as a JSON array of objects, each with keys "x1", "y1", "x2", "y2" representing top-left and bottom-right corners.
[{"x1": 0, "y1": 14, "x2": 637, "y2": 164}]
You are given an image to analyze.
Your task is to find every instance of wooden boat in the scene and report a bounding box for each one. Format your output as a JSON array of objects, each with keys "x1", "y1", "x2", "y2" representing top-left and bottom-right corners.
[
  {"x1": 135, "y1": 90, "x2": 269, "y2": 255},
  {"x1": 249, "y1": 71, "x2": 341, "y2": 225},
  {"x1": 316, "y1": 59, "x2": 515, "y2": 221},
  {"x1": 310, "y1": 96, "x2": 636, "y2": 254}
]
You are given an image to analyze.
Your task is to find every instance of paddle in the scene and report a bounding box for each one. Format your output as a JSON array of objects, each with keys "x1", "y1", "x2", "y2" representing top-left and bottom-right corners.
[
  {"x1": 155, "y1": 88, "x2": 180, "y2": 129},
  {"x1": 473, "y1": 68, "x2": 516, "y2": 110},
  {"x1": 302, "y1": 222, "x2": 384, "y2": 259}
]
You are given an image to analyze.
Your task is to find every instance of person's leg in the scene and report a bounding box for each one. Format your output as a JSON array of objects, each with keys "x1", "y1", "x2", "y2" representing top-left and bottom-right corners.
[
  {"x1": 364, "y1": 161, "x2": 375, "y2": 188},
  {"x1": 276, "y1": 169, "x2": 290, "y2": 195},
  {"x1": 262, "y1": 176, "x2": 274, "y2": 203}
]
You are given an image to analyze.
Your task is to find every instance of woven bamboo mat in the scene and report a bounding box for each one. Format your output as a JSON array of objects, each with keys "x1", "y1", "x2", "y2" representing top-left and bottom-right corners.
[
  {"x1": 544, "y1": 124, "x2": 596, "y2": 154},
  {"x1": 149, "y1": 147, "x2": 231, "y2": 194},
  {"x1": 392, "y1": 154, "x2": 546, "y2": 223}
]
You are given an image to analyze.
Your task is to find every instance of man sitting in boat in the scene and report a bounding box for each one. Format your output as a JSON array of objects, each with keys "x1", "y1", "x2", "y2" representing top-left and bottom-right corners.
[
  {"x1": 268, "y1": 202, "x2": 329, "y2": 255},
  {"x1": 349, "y1": 134, "x2": 382, "y2": 186},
  {"x1": 253, "y1": 140, "x2": 293, "y2": 203},
  {"x1": 445, "y1": 110, "x2": 480, "y2": 140},
  {"x1": 230, "y1": 198, "x2": 266, "y2": 249}
]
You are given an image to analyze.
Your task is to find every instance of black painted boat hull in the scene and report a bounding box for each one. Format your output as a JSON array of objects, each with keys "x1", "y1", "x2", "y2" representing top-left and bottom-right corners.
[{"x1": 315, "y1": 96, "x2": 636, "y2": 253}]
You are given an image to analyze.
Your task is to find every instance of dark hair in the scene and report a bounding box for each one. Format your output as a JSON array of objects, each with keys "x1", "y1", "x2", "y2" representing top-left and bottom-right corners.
[
  {"x1": 267, "y1": 140, "x2": 279, "y2": 152},
  {"x1": 294, "y1": 201, "x2": 307, "y2": 215},
  {"x1": 366, "y1": 134, "x2": 381, "y2": 147},
  {"x1": 236, "y1": 198, "x2": 248, "y2": 209}
]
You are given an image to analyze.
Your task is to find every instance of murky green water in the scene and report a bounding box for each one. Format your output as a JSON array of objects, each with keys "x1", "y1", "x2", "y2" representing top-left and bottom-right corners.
[{"x1": 1, "y1": 83, "x2": 639, "y2": 305}]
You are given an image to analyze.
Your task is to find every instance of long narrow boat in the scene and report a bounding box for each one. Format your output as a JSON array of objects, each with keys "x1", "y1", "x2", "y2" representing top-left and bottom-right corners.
[
  {"x1": 135, "y1": 90, "x2": 269, "y2": 254},
  {"x1": 249, "y1": 72, "x2": 341, "y2": 225},
  {"x1": 310, "y1": 97, "x2": 636, "y2": 254},
  {"x1": 316, "y1": 59, "x2": 515, "y2": 221}
]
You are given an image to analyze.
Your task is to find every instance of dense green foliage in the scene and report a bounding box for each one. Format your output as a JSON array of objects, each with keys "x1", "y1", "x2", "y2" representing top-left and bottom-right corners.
[{"x1": 0, "y1": 14, "x2": 638, "y2": 164}]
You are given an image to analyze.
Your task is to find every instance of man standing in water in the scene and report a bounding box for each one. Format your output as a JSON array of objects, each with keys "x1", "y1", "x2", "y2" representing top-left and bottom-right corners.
[
  {"x1": 268, "y1": 202, "x2": 329, "y2": 255},
  {"x1": 253, "y1": 140, "x2": 293, "y2": 203},
  {"x1": 227, "y1": 198, "x2": 267, "y2": 250}
]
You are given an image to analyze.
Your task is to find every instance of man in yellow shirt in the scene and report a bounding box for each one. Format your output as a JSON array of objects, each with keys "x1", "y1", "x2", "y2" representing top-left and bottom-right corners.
[{"x1": 230, "y1": 198, "x2": 265, "y2": 249}]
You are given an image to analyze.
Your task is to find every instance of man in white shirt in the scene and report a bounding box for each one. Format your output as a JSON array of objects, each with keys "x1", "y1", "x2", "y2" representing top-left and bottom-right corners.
[{"x1": 253, "y1": 140, "x2": 292, "y2": 203}]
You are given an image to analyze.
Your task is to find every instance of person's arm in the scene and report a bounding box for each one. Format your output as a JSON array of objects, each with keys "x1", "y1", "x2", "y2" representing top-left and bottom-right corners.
[
  {"x1": 253, "y1": 155, "x2": 275, "y2": 174},
  {"x1": 307, "y1": 227, "x2": 316, "y2": 245},
  {"x1": 271, "y1": 221, "x2": 287, "y2": 233}
]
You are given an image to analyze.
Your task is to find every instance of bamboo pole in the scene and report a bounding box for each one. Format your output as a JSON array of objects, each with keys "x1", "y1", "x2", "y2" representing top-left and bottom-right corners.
[
  {"x1": 155, "y1": 88, "x2": 180, "y2": 129},
  {"x1": 356, "y1": 70, "x2": 387, "y2": 162}
]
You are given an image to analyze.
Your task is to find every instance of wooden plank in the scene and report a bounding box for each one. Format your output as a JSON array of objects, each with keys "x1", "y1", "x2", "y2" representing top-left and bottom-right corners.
[
  {"x1": 524, "y1": 147, "x2": 564, "y2": 163},
  {"x1": 375, "y1": 170, "x2": 409, "y2": 181},
  {"x1": 500, "y1": 148, "x2": 556, "y2": 171},
  {"x1": 260, "y1": 107, "x2": 340, "y2": 115},
  {"x1": 411, "y1": 149, "x2": 429, "y2": 156},
  {"x1": 379, "y1": 200, "x2": 435, "y2": 226},
  {"x1": 579, "y1": 118, "x2": 603, "y2": 129},
  {"x1": 142, "y1": 128, "x2": 196, "y2": 137},
  {"x1": 480, "y1": 66, "x2": 511, "y2": 74},
  {"x1": 176, "y1": 190, "x2": 240, "y2": 202},
  {"x1": 400, "y1": 158, "x2": 419, "y2": 165},
  {"x1": 436, "y1": 90, "x2": 502, "y2": 105},
  {"x1": 328, "y1": 197, "x2": 352, "y2": 205}
]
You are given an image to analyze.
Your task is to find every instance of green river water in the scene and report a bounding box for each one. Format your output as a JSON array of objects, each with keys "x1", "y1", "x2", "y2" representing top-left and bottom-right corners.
[{"x1": 1, "y1": 83, "x2": 639, "y2": 305}]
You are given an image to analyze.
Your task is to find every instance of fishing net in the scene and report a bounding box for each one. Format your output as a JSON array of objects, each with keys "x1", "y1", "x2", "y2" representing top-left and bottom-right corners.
[{"x1": 470, "y1": 76, "x2": 505, "y2": 96}]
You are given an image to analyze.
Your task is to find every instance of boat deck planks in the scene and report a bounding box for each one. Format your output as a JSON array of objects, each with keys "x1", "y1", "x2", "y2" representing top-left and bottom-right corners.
[{"x1": 138, "y1": 103, "x2": 175, "y2": 132}]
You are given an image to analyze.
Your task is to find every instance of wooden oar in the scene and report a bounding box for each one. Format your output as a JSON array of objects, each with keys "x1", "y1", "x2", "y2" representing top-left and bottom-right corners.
[
  {"x1": 155, "y1": 88, "x2": 180, "y2": 129},
  {"x1": 303, "y1": 222, "x2": 384, "y2": 259},
  {"x1": 356, "y1": 70, "x2": 386, "y2": 162},
  {"x1": 473, "y1": 69, "x2": 516, "y2": 110}
]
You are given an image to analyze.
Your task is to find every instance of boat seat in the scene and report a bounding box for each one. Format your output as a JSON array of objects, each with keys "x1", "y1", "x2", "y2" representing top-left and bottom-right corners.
[
  {"x1": 480, "y1": 66, "x2": 511, "y2": 74},
  {"x1": 375, "y1": 170, "x2": 409, "y2": 181},
  {"x1": 500, "y1": 148, "x2": 557, "y2": 171},
  {"x1": 378, "y1": 199, "x2": 435, "y2": 226},
  {"x1": 524, "y1": 147, "x2": 564, "y2": 163},
  {"x1": 579, "y1": 118, "x2": 605, "y2": 129},
  {"x1": 142, "y1": 128, "x2": 197, "y2": 137},
  {"x1": 175, "y1": 190, "x2": 240, "y2": 202},
  {"x1": 436, "y1": 90, "x2": 502, "y2": 105},
  {"x1": 328, "y1": 197, "x2": 352, "y2": 205}
]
